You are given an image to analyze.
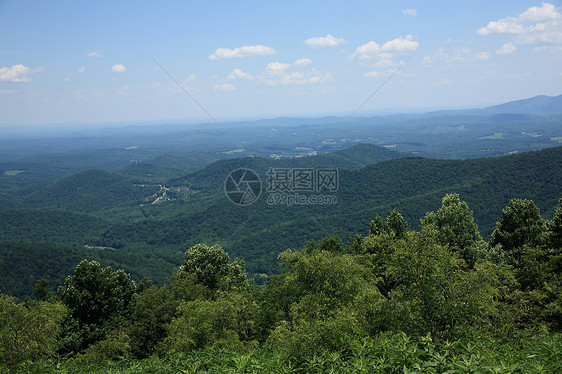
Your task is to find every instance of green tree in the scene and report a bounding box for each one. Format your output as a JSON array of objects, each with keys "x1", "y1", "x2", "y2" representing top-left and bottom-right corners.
[
  {"x1": 385, "y1": 209, "x2": 408, "y2": 239},
  {"x1": 421, "y1": 193, "x2": 482, "y2": 265},
  {"x1": 261, "y1": 247, "x2": 381, "y2": 359},
  {"x1": 57, "y1": 260, "x2": 137, "y2": 355},
  {"x1": 547, "y1": 197, "x2": 562, "y2": 250},
  {"x1": 164, "y1": 292, "x2": 257, "y2": 353},
  {"x1": 128, "y1": 285, "x2": 178, "y2": 358},
  {"x1": 490, "y1": 199, "x2": 546, "y2": 257},
  {"x1": 179, "y1": 244, "x2": 249, "y2": 293},
  {"x1": 369, "y1": 215, "x2": 385, "y2": 236},
  {"x1": 0, "y1": 295, "x2": 65, "y2": 373}
]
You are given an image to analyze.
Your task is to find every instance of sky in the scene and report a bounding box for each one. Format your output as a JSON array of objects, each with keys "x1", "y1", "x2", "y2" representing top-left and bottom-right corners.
[{"x1": 1, "y1": 0, "x2": 562, "y2": 127}]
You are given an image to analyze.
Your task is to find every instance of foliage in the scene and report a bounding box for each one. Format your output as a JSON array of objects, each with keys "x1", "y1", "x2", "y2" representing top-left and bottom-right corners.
[
  {"x1": 490, "y1": 198, "x2": 546, "y2": 256},
  {"x1": 163, "y1": 291, "x2": 257, "y2": 353},
  {"x1": 1, "y1": 195, "x2": 561, "y2": 372},
  {"x1": 179, "y1": 244, "x2": 249, "y2": 292},
  {"x1": 0, "y1": 296, "x2": 65, "y2": 374},
  {"x1": 57, "y1": 260, "x2": 137, "y2": 355}
]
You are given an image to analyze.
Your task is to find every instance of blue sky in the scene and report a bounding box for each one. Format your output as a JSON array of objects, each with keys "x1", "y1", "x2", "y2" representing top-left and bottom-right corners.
[{"x1": 1, "y1": 0, "x2": 561, "y2": 126}]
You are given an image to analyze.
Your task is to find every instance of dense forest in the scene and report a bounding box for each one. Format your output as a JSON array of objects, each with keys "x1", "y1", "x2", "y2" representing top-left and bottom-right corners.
[
  {"x1": 1, "y1": 194, "x2": 561, "y2": 373},
  {"x1": 1, "y1": 145, "x2": 561, "y2": 296}
]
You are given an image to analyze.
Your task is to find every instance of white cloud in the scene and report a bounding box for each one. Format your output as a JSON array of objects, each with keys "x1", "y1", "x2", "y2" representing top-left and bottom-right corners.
[
  {"x1": 519, "y1": 3, "x2": 560, "y2": 22},
  {"x1": 78, "y1": 66, "x2": 86, "y2": 73},
  {"x1": 209, "y1": 45, "x2": 276, "y2": 59},
  {"x1": 304, "y1": 34, "x2": 346, "y2": 48},
  {"x1": 87, "y1": 50, "x2": 103, "y2": 58},
  {"x1": 0, "y1": 89, "x2": 14, "y2": 95},
  {"x1": 422, "y1": 55, "x2": 432, "y2": 66},
  {"x1": 351, "y1": 41, "x2": 381, "y2": 60},
  {"x1": 64, "y1": 77, "x2": 70, "y2": 82},
  {"x1": 516, "y1": 30, "x2": 562, "y2": 44},
  {"x1": 214, "y1": 83, "x2": 236, "y2": 92},
  {"x1": 0, "y1": 64, "x2": 33, "y2": 82},
  {"x1": 477, "y1": 19, "x2": 526, "y2": 35},
  {"x1": 228, "y1": 68, "x2": 253, "y2": 79},
  {"x1": 364, "y1": 71, "x2": 380, "y2": 78},
  {"x1": 185, "y1": 73, "x2": 196, "y2": 82},
  {"x1": 402, "y1": 8, "x2": 417, "y2": 17},
  {"x1": 381, "y1": 35, "x2": 419, "y2": 52},
  {"x1": 496, "y1": 43, "x2": 517, "y2": 54},
  {"x1": 266, "y1": 62, "x2": 291, "y2": 76},
  {"x1": 352, "y1": 36, "x2": 418, "y2": 61},
  {"x1": 294, "y1": 58, "x2": 312, "y2": 67},
  {"x1": 478, "y1": 2, "x2": 562, "y2": 47},
  {"x1": 111, "y1": 64, "x2": 126, "y2": 73}
]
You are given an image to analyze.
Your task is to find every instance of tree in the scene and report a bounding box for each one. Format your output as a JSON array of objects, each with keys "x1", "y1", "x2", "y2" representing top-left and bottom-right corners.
[
  {"x1": 385, "y1": 209, "x2": 408, "y2": 239},
  {"x1": 547, "y1": 197, "x2": 562, "y2": 250},
  {"x1": 421, "y1": 194, "x2": 482, "y2": 265},
  {"x1": 490, "y1": 199, "x2": 546, "y2": 256},
  {"x1": 179, "y1": 244, "x2": 249, "y2": 293},
  {"x1": 369, "y1": 215, "x2": 385, "y2": 236},
  {"x1": 0, "y1": 295, "x2": 65, "y2": 373},
  {"x1": 57, "y1": 260, "x2": 137, "y2": 355}
]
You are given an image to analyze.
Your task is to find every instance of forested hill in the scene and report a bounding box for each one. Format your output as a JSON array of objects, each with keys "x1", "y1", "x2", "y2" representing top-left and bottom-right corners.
[
  {"x1": 0, "y1": 145, "x2": 560, "y2": 297},
  {"x1": 170, "y1": 143, "x2": 406, "y2": 190}
]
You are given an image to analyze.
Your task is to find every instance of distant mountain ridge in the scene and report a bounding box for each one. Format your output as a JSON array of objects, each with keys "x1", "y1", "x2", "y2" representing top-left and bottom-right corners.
[{"x1": 422, "y1": 94, "x2": 562, "y2": 118}]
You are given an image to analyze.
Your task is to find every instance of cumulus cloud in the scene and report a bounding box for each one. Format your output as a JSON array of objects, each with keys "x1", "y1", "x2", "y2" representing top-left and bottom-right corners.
[
  {"x1": 266, "y1": 62, "x2": 291, "y2": 76},
  {"x1": 209, "y1": 45, "x2": 276, "y2": 59},
  {"x1": 111, "y1": 64, "x2": 126, "y2": 73},
  {"x1": 0, "y1": 64, "x2": 33, "y2": 82},
  {"x1": 214, "y1": 83, "x2": 236, "y2": 92},
  {"x1": 351, "y1": 41, "x2": 381, "y2": 60},
  {"x1": 477, "y1": 2, "x2": 562, "y2": 46},
  {"x1": 352, "y1": 35, "x2": 418, "y2": 61},
  {"x1": 228, "y1": 68, "x2": 253, "y2": 79},
  {"x1": 381, "y1": 35, "x2": 419, "y2": 52},
  {"x1": 304, "y1": 34, "x2": 346, "y2": 48},
  {"x1": 519, "y1": 2, "x2": 560, "y2": 22},
  {"x1": 78, "y1": 66, "x2": 86, "y2": 73},
  {"x1": 293, "y1": 58, "x2": 312, "y2": 66},
  {"x1": 496, "y1": 43, "x2": 517, "y2": 54},
  {"x1": 87, "y1": 50, "x2": 103, "y2": 58},
  {"x1": 402, "y1": 8, "x2": 417, "y2": 17},
  {"x1": 184, "y1": 73, "x2": 196, "y2": 82}
]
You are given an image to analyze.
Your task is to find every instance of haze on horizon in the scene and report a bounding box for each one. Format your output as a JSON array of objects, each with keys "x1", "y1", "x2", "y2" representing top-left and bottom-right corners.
[{"x1": 1, "y1": 1, "x2": 561, "y2": 127}]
